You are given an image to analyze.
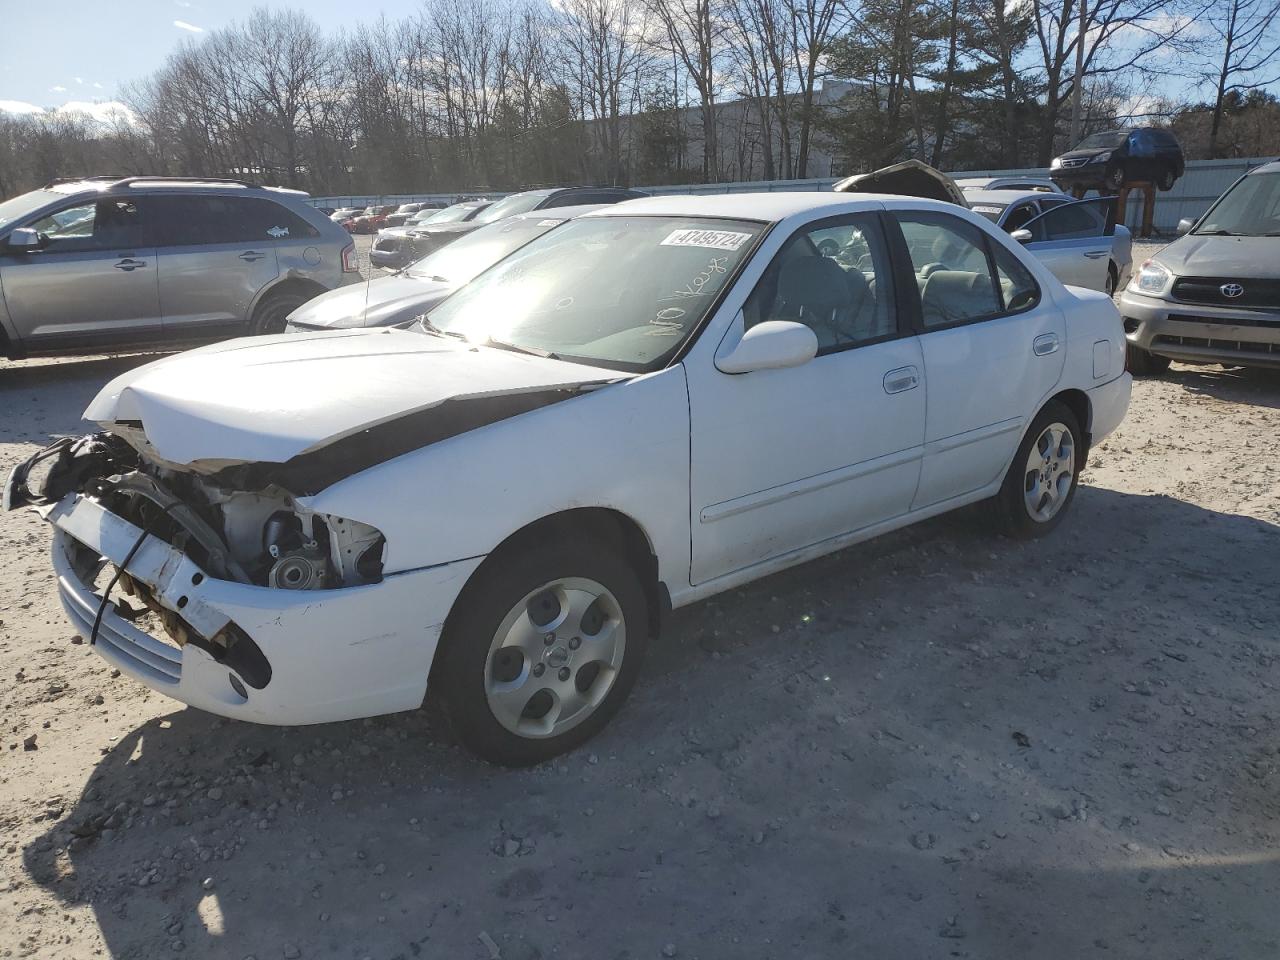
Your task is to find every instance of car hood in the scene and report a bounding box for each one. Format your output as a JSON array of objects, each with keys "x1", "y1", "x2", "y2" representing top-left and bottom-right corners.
[
  {"x1": 833, "y1": 159, "x2": 968, "y2": 207},
  {"x1": 286, "y1": 274, "x2": 453, "y2": 330},
  {"x1": 411, "y1": 222, "x2": 480, "y2": 238},
  {"x1": 1057, "y1": 149, "x2": 1109, "y2": 162},
  {"x1": 84, "y1": 329, "x2": 616, "y2": 470},
  {"x1": 1152, "y1": 234, "x2": 1279, "y2": 276}
]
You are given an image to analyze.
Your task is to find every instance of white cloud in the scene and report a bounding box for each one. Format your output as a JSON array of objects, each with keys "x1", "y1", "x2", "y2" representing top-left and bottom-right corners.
[
  {"x1": 92, "y1": 82, "x2": 103, "y2": 89},
  {"x1": 50, "y1": 85, "x2": 66, "y2": 92},
  {"x1": 74, "y1": 77, "x2": 84, "y2": 84},
  {"x1": 0, "y1": 100, "x2": 44, "y2": 115},
  {"x1": 173, "y1": 19, "x2": 203, "y2": 32},
  {"x1": 55, "y1": 100, "x2": 137, "y2": 126}
]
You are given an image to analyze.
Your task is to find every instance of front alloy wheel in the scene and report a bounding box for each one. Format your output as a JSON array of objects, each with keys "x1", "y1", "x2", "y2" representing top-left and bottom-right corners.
[
  {"x1": 437, "y1": 532, "x2": 648, "y2": 765},
  {"x1": 486, "y1": 578, "x2": 626, "y2": 739}
]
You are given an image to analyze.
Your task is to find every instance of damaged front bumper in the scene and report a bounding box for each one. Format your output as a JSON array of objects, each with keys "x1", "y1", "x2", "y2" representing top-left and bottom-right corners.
[{"x1": 47, "y1": 493, "x2": 483, "y2": 725}]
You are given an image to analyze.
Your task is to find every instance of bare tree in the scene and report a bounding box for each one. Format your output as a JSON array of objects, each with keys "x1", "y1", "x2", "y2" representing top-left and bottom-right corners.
[
  {"x1": 1202, "y1": 0, "x2": 1280, "y2": 156},
  {"x1": 785, "y1": 0, "x2": 849, "y2": 176},
  {"x1": 646, "y1": 0, "x2": 727, "y2": 180}
]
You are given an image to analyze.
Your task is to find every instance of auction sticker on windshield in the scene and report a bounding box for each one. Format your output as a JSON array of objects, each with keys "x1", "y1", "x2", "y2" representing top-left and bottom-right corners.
[{"x1": 661, "y1": 229, "x2": 753, "y2": 251}]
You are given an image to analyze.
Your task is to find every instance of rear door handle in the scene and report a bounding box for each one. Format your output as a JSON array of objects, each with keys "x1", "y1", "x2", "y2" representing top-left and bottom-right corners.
[
  {"x1": 1082, "y1": 250, "x2": 1108, "y2": 259},
  {"x1": 883, "y1": 365, "x2": 920, "y2": 395},
  {"x1": 113, "y1": 258, "x2": 146, "y2": 271},
  {"x1": 1033, "y1": 333, "x2": 1060, "y2": 356},
  {"x1": 239, "y1": 251, "x2": 266, "y2": 262}
]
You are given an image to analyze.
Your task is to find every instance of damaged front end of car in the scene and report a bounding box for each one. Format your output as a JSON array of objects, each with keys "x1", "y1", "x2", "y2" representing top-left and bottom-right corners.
[{"x1": 4, "y1": 425, "x2": 477, "y2": 725}]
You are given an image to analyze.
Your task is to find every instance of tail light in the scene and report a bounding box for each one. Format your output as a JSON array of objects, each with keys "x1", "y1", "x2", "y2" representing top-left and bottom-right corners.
[{"x1": 341, "y1": 243, "x2": 359, "y2": 273}]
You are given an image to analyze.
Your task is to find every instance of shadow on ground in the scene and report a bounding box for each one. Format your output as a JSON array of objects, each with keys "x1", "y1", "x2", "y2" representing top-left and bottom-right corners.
[{"x1": 23, "y1": 484, "x2": 1280, "y2": 959}]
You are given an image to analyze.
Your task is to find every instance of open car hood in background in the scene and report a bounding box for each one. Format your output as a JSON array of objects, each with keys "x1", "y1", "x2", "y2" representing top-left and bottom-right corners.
[{"x1": 832, "y1": 160, "x2": 969, "y2": 208}]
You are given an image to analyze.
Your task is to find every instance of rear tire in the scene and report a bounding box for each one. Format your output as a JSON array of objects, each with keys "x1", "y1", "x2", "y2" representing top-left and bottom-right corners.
[
  {"x1": 250, "y1": 292, "x2": 309, "y2": 335},
  {"x1": 1126, "y1": 343, "x2": 1171, "y2": 376},
  {"x1": 1156, "y1": 166, "x2": 1177, "y2": 191},
  {"x1": 1105, "y1": 263, "x2": 1118, "y2": 297},
  {"x1": 436, "y1": 533, "x2": 649, "y2": 766},
  {"x1": 990, "y1": 401, "x2": 1082, "y2": 540}
]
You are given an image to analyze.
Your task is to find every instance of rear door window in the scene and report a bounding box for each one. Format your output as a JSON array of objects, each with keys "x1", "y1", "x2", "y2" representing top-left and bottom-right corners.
[
  {"x1": 154, "y1": 196, "x2": 319, "y2": 246},
  {"x1": 894, "y1": 211, "x2": 1002, "y2": 328}
]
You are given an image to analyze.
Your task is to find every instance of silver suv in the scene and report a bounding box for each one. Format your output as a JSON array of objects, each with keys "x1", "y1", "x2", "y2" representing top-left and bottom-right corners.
[
  {"x1": 1119, "y1": 159, "x2": 1280, "y2": 374},
  {"x1": 0, "y1": 176, "x2": 360, "y2": 360}
]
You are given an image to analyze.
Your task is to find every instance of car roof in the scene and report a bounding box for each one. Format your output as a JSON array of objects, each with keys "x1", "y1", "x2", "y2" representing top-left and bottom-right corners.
[
  {"x1": 585, "y1": 191, "x2": 899, "y2": 222},
  {"x1": 1248, "y1": 160, "x2": 1280, "y2": 175},
  {"x1": 964, "y1": 189, "x2": 1056, "y2": 206},
  {"x1": 509, "y1": 204, "x2": 604, "y2": 220}
]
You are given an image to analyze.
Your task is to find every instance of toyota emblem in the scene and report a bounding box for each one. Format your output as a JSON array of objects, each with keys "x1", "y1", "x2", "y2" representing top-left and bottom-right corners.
[{"x1": 1220, "y1": 282, "x2": 1245, "y2": 298}]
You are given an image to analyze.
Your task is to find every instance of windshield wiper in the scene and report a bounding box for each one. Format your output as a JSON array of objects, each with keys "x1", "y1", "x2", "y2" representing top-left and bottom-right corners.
[
  {"x1": 416, "y1": 317, "x2": 467, "y2": 340},
  {"x1": 484, "y1": 337, "x2": 558, "y2": 360},
  {"x1": 1196, "y1": 229, "x2": 1246, "y2": 236}
]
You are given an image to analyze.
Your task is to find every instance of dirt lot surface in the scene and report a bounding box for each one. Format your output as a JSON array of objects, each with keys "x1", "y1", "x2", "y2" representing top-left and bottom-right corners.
[{"x1": 3, "y1": 245, "x2": 1280, "y2": 959}]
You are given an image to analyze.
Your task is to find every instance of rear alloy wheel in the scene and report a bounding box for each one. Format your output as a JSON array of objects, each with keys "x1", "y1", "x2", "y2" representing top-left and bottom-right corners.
[
  {"x1": 1126, "y1": 343, "x2": 1171, "y2": 376},
  {"x1": 438, "y1": 535, "x2": 648, "y2": 765},
  {"x1": 990, "y1": 401, "x2": 1082, "y2": 539},
  {"x1": 250, "y1": 292, "x2": 308, "y2": 335}
]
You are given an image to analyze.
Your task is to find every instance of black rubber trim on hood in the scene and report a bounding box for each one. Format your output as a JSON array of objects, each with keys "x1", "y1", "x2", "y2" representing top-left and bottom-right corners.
[{"x1": 214, "y1": 382, "x2": 613, "y2": 496}]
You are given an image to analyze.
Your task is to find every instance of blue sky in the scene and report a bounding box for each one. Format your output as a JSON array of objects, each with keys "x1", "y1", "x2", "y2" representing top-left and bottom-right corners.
[{"x1": 0, "y1": 0, "x2": 420, "y2": 112}]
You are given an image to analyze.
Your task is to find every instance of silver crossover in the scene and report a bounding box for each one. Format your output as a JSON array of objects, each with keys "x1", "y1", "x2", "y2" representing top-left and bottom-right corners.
[
  {"x1": 0, "y1": 176, "x2": 360, "y2": 360},
  {"x1": 1119, "y1": 159, "x2": 1280, "y2": 373}
]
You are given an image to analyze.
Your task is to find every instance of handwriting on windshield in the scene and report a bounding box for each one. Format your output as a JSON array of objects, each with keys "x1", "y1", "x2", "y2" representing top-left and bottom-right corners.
[{"x1": 671, "y1": 257, "x2": 728, "y2": 300}]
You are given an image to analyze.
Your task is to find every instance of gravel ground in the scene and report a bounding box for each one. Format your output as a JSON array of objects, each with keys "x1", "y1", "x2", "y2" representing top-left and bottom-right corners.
[{"x1": 2, "y1": 239, "x2": 1280, "y2": 959}]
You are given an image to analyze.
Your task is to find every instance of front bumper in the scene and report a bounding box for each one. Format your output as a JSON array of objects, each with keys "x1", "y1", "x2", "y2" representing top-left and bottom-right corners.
[
  {"x1": 45, "y1": 493, "x2": 483, "y2": 725},
  {"x1": 1118, "y1": 290, "x2": 1280, "y2": 368}
]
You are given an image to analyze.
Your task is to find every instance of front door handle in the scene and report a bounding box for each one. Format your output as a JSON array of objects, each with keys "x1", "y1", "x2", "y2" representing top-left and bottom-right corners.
[
  {"x1": 239, "y1": 251, "x2": 265, "y2": 262},
  {"x1": 883, "y1": 365, "x2": 920, "y2": 395},
  {"x1": 113, "y1": 258, "x2": 146, "y2": 271},
  {"x1": 1033, "y1": 333, "x2": 1060, "y2": 356}
]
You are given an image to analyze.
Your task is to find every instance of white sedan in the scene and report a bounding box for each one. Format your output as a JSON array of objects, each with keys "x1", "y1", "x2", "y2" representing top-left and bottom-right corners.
[{"x1": 5, "y1": 192, "x2": 1131, "y2": 765}]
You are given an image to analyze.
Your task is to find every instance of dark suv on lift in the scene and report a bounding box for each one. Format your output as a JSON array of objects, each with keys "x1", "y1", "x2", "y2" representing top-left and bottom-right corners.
[
  {"x1": 0, "y1": 176, "x2": 359, "y2": 361},
  {"x1": 1051, "y1": 127, "x2": 1185, "y2": 193}
]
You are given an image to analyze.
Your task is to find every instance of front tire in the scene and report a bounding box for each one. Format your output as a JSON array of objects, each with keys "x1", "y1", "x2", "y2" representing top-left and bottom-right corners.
[
  {"x1": 1104, "y1": 165, "x2": 1126, "y2": 191},
  {"x1": 990, "y1": 401, "x2": 1082, "y2": 539},
  {"x1": 436, "y1": 534, "x2": 649, "y2": 766},
  {"x1": 1126, "y1": 343, "x2": 1171, "y2": 376}
]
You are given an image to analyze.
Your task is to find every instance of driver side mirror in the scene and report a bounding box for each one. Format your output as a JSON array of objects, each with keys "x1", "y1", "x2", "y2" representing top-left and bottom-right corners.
[
  {"x1": 1176, "y1": 218, "x2": 1194, "y2": 236},
  {"x1": 716, "y1": 320, "x2": 818, "y2": 374},
  {"x1": 6, "y1": 227, "x2": 42, "y2": 252},
  {"x1": 1009, "y1": 228, "x2": 1033, "y2": 245}
]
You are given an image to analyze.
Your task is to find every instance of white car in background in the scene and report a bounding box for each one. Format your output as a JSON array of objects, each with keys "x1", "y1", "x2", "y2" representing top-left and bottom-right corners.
[{"x1": 6, "y1": 192, "x2": 1131, "y2": 765}]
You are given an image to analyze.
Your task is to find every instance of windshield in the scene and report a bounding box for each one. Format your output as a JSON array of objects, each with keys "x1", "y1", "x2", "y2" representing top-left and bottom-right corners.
[
  {"x1": 471, "y1": 192, "x2": 549, "y2": 225},
  {"x1": 0, "y1": 189, "x2": 59, "y2": 230},
  {"x1": 1075, "y1": 130, "x2": 1128, "y2": 150},
  {"x1": 423, "y1": 215, "x2": 764, "y2": 371},
  {"x1": 1195, "y1": 171, "x2": 1280, "y2": 236},
  {"x1": 406, "y1": 215, "x2": 568, "y2": 283},
  {"x1": 415, "y1": 204, "x2": 478, "y2": 226}
]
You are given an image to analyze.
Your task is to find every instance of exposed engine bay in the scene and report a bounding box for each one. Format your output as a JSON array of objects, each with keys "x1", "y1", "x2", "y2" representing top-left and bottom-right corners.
[{"x1": 8, "y1": 431, "x2": 386, "y2": 596}]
